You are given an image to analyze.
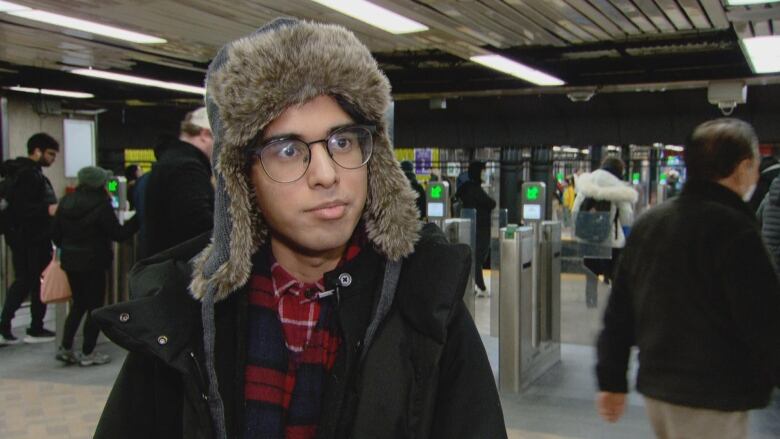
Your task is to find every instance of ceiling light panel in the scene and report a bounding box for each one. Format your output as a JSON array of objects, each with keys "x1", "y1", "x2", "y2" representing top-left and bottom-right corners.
[
  {"x1": 741, "y1": 36, "x2": 780, "y2": 74},
  {"x1": 725, "y1": 1, "x2": 780, "y2": 5},
  {"x1": 6, "y1": 86, "x2": 94, "y2": 98},
  {"x1": 470, "y1": 55, "x2": 565, "y2": 87},
  {"x1": 4, "y1": 5, "x2": 165, "y2": 44},
  {"x1": 310, "y1": 0, "x2": 428, "y2": 34},
  {"x1": 0, "y1": 1, "x2": 29, "y2": 12},
  {"x1": 70, "y1": 69, "x2": 205, "y2": 95}
]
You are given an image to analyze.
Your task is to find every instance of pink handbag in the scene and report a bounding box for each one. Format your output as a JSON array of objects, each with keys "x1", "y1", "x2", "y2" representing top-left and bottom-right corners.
[{"x1": 40, "y1": 255, "x2": 72, "y2": 304}]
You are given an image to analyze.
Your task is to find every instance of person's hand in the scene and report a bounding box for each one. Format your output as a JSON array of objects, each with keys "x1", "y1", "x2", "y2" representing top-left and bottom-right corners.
[
  {"x1": 597, "y1": 391, "x2": 626, "y2": 423},
  {"x1": 48, "y1": 204, "x2": 58, "y2": 216}
]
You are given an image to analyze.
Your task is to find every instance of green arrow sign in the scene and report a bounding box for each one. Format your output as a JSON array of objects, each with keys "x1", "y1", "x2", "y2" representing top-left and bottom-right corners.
[
  {"x1": 107, "y1": 180, "x2": 118, "y2": 192},
  {"x1": 430, "y1": 186, "x2": 442, "y2": 199},
  {"x1": 526, "y1": 186, "x2": 540, "y2": 201}
]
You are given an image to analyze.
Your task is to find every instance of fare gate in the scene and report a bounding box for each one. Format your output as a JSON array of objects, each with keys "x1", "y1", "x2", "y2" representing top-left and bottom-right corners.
[
  {"x1": 444, "y1": 213, "x2": 475, "y2": 318},
  {"x1": 498, "y1": 222, "x2": 562, "y2": 393}
]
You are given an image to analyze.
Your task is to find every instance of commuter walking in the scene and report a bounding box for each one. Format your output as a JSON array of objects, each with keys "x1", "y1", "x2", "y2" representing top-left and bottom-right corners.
[
  {"x1": 455, "y1": 161, "x2": 496, "y2": 294},
  {"x1": 760, "y1": 174, "x2": 780, "y2": 268},
  {"x1": 51, "y1": 166, "x2": 138, "y2": 366},
  {"x1": 123, "y1": 164, "x2": 142, "y2": 210},
  {"x1": 562, "y1": 176, "x2": 576, "y2": 227},
  {"x1": 748, "y1": 155, "x2": 780, "y2": 212},
  {"x1": 572, "y1": 157, "x2": 637, "y2": 283},
  {"x1": 141, "y1": 107, "x2": 214, "y2": 258},
  {"x1": 400, "y1": 160, "x2": 426, "y2": 220},
  {"x1": 93, "y1": 18, "x2": 505, "y2": 439},
  {"x1": 596, "y1": 118, "x2": 780, "y2": 439},
  {"x1": 0, "y1": 133, "x2": 59, "y2": 345}
]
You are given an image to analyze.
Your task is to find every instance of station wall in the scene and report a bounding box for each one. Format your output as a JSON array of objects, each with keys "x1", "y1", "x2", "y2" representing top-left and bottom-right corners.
[{"x1": 4, "y1": 96, "x2": 71, "y2": 199}]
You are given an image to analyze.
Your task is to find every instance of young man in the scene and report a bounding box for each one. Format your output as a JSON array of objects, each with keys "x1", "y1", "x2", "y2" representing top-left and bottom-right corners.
[
  {"x1": 141, "y1": 106, "x2": 214, "y2": 258},
  {"x1": 94, "y1": 19, "x2": 505, "y2": 439},
  {"x1": 596, "y1": 119, "x2": 780, "y2": 438},
  {"x1": 0, "y1": 133, "x2": 59, "y2": 344}
]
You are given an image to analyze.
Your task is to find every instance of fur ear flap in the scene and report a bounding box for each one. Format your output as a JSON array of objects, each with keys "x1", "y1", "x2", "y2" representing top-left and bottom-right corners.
[{"x1": 363, "y1": 132, "x2": 421, "y2": 261}]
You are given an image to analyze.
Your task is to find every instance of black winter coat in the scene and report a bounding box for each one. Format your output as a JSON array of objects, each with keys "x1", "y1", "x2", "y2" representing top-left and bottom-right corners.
[
  {"x1": 761, "y1": 175, "x2": 780, "y2": 268},
  {"x1": 51, "y1": 187, "x2": 139, "y2": 272},
  {"x1": 597, "y1": 179, "x2": 780, "y2": 411},
  {"x1": 7, "y1": 157, "x2": 56, "y2": 245},
  {"x1": 455, "y1": 180, "x2": 496, "y2": 242},
  {"x1": 142, "y1": 140, "x2": 214, "y2": 258},
  {"x1": 92, "y1": 225, "x2": 506, "y2": 439}
]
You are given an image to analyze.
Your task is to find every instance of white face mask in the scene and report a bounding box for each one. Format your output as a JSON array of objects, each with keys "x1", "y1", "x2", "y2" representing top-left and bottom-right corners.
[{"x1": 743, "y1": 183, "x2": 757, "y2": 202}]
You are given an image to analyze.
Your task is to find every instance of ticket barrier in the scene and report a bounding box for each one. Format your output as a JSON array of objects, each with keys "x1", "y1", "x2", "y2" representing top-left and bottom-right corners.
[
  {"x1": 498, "y1": 223, "x2": 561, "y2": 392},
  {"x1": 444, "y1": 213, "x2": 475, "y2": 317},
  {"x1": 107, "y1": 176, "x2": 136, "y2": 305},
  {"x1": 490, "y1": 209, "x2": 508, "y2": 337}
]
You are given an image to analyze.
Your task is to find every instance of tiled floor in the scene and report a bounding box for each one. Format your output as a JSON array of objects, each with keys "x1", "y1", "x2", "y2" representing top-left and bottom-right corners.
[{"x1": 1, "y1": 272, "x2": 779, "y2": 438}]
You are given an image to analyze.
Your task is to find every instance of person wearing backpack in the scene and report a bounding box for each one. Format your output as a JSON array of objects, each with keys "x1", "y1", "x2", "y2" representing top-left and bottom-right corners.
[
  {"x1": 572, "y1": 157, "x2": 638, "y2": 283},
  {"x1": 0, "y1": 133, "x2": 60, "y2": 345},
  {"x1": 51, "y1": 166, "x2": 138, "y2": 366}
]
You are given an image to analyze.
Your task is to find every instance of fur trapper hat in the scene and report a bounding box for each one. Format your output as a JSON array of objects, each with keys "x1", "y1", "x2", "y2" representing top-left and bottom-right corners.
[{"x1": 190, "y1": 18, "x2": 420, "y2": 302}]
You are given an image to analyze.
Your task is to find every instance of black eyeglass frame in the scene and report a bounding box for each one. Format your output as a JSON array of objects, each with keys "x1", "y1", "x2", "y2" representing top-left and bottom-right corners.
[{"x1": 246, "y1": 124, "x2": 376, "y2": 183}]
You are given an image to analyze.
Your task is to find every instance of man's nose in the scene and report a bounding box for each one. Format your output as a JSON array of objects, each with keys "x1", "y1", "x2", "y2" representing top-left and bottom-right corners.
[{"x1": 306, "y1": 143, "x2": 338, "y2": 188}]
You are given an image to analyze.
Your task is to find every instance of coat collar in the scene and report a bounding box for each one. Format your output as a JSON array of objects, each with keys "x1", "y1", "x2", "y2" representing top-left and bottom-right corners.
[{"x1": 680, "y1": 179, "x2": 756, "y2": 222}]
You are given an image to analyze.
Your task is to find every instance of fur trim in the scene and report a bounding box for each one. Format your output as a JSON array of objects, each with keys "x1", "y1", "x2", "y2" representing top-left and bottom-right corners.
[
  {"x1": 576, "y1": 169, "x2": 639, "y2": 204},
  {"x1": 190, "y1": 19, "x2": 419, "y2": 301}
]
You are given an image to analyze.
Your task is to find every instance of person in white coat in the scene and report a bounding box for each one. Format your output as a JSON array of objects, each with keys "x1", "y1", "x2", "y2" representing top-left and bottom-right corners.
[{"x1": 573, "y1": 157, "x2": 638, "y2": 283}]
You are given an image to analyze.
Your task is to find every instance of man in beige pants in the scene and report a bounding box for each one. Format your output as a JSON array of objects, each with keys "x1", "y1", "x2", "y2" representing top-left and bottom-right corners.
[{"x1": 595, "y1": 118, "x2": 780, "y2": 439}]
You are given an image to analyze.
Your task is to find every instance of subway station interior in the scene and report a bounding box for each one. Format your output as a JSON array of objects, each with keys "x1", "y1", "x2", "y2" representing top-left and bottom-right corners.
[{"x1": 1, "y1": 1, "x2": 780, "y2": 438}]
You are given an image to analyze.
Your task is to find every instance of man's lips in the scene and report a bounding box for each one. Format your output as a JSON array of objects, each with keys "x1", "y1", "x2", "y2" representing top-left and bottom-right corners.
[{"x1": 306, "y1": 201, "x2": 348, "y2": 220}]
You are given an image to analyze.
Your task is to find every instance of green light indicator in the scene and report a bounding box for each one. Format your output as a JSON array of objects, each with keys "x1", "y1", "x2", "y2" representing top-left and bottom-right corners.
[
  {"x1": 632, "y1": 172, "x2": 640, "y2": 184},
  {"x1": 107, "y1": 180, "x2": 118, "y2": 193},
  {"x1": 660, "y1": 172, "x2": 667, "y2": 184},
  {"x1": 430, "y1": 185, "x2": 442, "y2": 200},
  {"x1": 526, "y1": 186, "x2": 540, "y2": 201},
  {"x1": 556, "y1": 172, "x2": 564, "y2": 182}
]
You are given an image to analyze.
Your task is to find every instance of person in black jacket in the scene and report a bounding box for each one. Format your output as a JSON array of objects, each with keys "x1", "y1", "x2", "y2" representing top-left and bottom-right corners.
[
  {"x1": 52, "y1": 166, "x2": 138, "y2": 366},
  {"x1": 400, "y1": 160, "x2": 426, "y2": 220},
  {"x1": 748, "y1": 155, "x2": 780, "y2": 212},
  {"x1": 596, "y1": 118, "x2": 780, "y2": 438},
  {"x1": 92, "y1": 18, "x2": 505, "y2": 439},
  {"x1": 760, "y1": 174, "x2": 780, "y2": 268},
  {"x1": 455, "y1": 161, "x2": 496, "y2": 293},
  {"x1": 141, "y1": 107, "x2": 214, "y2": 258},
  {"x1": 0, "y1": 133, "x2": 59, "y2": 345}
]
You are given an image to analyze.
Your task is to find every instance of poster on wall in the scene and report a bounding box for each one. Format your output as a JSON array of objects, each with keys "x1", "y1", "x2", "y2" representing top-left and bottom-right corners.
[
  {"x1": 64, "y1": 119, "x2": 96, "y2": 178},
  {"x1": 414, "y1": 148, "x2": 432, "y2": 175}
]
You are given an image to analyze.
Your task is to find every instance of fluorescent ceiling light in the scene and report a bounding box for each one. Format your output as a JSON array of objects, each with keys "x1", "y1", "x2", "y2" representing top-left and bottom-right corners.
[
  {"x1": 0, "y1": 1, "x2": 29, "y2": 13},
  {"x1": 6, "y1": 86, "x2": 94, "y2": 98},
  {"x1": 310, "y1": 0, "x2": 428, "y2": 34},
  {"x1": 725, "y1": 1, "x2": 780, "y2": 5},
  {"x1": 470, "y1": 54, "x2": 565, "y2": 87},
  {"x1": 2, "y1": 2, "x2": 165, "y2": 44},
  {"x1": 742, "y1": 36, "x2": 780, "y2": 74},
  {"x1": 70, "y1": 68, "x2": 205, "y2": 95}
]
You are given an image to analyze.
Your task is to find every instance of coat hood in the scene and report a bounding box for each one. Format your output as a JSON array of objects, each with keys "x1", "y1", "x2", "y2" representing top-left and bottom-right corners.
[
  {"x1": 575, "y1": 169, "x2": 638, "y2": 204},
  {"x1": 190, "y1": 18, "x2": 420, "y2": 303},
  {"x1": 58, "y1": 188, "x2": 108, "y2": 221}
]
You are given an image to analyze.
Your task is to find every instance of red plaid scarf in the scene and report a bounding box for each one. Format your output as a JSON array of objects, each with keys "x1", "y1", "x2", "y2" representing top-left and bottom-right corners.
[{"x1": 243, "y1": 227, "x2": 365, "y2": 439}]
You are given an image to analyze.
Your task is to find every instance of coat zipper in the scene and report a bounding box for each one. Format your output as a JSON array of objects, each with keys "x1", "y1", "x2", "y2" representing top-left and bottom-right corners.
[{"x1": 189, "y1": 351, "x2": 210, "y2": 402}]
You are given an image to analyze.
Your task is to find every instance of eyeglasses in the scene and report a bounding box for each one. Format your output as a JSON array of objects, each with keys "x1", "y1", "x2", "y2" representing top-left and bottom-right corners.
[{"x1": 247, "y1": 125, "x2": 374, "y2": 183}]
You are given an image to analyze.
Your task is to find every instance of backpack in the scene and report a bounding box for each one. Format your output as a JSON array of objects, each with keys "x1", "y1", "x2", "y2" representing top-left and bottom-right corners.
[
  {"x1": 0, "y1": 158, "x2": 31, "y2": 236},
  {"x1": 574, "y1": 197, "x2": 619, "y2": 243}
]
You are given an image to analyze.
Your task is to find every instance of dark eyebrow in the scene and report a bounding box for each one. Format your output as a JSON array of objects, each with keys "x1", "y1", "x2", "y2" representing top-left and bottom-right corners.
[{"x1": 260, "y1": 123, "x2": 358, "y2": 145}]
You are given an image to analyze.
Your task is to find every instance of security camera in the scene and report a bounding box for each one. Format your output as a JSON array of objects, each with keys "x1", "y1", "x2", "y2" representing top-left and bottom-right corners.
[
  {"x1": 708, "y1": 81, "x2": 746, "y2": 116},
  {"x1": 566, "y1": 91, "x2": 595, "y2": 102}
]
